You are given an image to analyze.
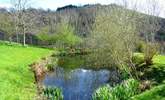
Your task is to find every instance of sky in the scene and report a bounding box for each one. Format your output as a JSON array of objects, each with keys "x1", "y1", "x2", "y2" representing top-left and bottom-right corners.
[{"x1": 0, "y1": 0, "x2": 165, "y2": 18}]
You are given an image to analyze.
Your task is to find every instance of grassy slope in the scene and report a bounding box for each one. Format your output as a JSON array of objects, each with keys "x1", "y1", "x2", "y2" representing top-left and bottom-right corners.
[
  {"x1": 132, "y1": 54, "x2": 165, "y2": 100},
  {"x1": 0, "y1": 44, "x2": 52, "y2": 100},
  {"x1": 132, "y1": 84, "x2": 165, "y2": 100}
]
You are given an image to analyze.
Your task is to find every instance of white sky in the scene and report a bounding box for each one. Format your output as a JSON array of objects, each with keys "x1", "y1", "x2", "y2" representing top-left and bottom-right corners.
[{"x1": 0, "y1": 0, "x2": 165, "y2": 18}]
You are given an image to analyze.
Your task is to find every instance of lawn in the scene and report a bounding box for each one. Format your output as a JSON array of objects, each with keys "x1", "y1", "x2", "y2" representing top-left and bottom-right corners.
[
  {"x1": 0, "y1": 44, "x2": 52, "y2": 100},
  {"x1": 132, "y1": 54, "x2": 165, "y2": 100}
]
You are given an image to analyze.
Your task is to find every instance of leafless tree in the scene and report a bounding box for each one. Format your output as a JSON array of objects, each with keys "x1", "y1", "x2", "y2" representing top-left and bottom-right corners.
[
  {"x1": 11, "y1": 0, "x2": 33, "y2": 46},
  {"x1": 0, "y1": 12, "x2": 15, "y2": 43},
  {"x1": 139, "y1": 0, "x2": 162, "y2": 65}
]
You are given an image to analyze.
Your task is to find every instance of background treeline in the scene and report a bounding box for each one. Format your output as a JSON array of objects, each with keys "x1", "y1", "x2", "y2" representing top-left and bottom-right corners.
[
  {"x1": 0, "y1": 4, "x2": 97, "y2": 46},
  {"x1": 0, "y1": 4, "x2": 164, "y2": 49}
]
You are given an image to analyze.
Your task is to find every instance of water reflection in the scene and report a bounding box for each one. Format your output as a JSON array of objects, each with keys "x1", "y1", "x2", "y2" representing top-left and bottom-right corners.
[{"x1": 42, "y1": 67, "x2": 111, "y2": 100}]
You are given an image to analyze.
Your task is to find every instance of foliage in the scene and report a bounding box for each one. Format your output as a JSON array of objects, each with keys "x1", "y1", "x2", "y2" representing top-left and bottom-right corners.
[
  {"x1": 133, "y1": 53, "x2": 145, "y2": 66},
  {"x1": 55, "y1": 22, "x2": 82, "y2": 47},
  {"x1": 43, "y1": 87, "x2": 63, "y2": 100},
  {"x1": 0, "y1": 43, "x2": 52, "y2": 99},
  {"x1": 37, "y1": 26, "x2": 52, "y2": 42},
  {"x1": 0, "y1": 40, "x2": 22, "y2": 46},
  {"x1": 143, "y1": 42, "x2": 159, "y2": 65},
  {"x1": 136, "y1": 41, "x2": 146, "y2": 53},
  {"x1": 46, "y1": 58, "x2": 58, "y2": 71},
  {"x1": 131, "y1": 54, "x2": 165, "y2": 100},
  {"x1": 93, "y1": 79, "x2": 140, "y2": 100},
  {"x1": 132, "y1": 84, "x2": 165, "y2": 100},
  {"x1": 134, "y1": 42, "x2": 160, "y2": 66},
  {"x1": 46, "y1": 63, "x2": 54, "y2": 71},
  {"x1": 0, "y1": 13, "x2": 15, "y2": 41},
  {"x1": 93, "y1": 85, "x2": 116, "y2": 100},
  {"x1": 133, "y1": 41, "x2": 159, "y2": 66},
  {"x1": 86, "y1": 6, "x2": 140, "y2": 78},
  {"x1": 37, "y1": 23, "x2": 82, "y2": 47},
  {"x1": 57, "y1": 56, "x2": 85, "y2": 69}
]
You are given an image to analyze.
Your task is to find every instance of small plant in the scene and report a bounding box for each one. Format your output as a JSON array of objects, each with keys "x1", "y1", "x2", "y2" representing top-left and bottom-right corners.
[
  {"x1": 113, "y1": 79, "x2": 140, "y2": 100},
  {"x1": 92, "y1": 79, "x2": 140, "y2": 100},
  {"x1": 46, "y1": 58, "x2": 58, "y2": 71},
  {"x1": 43, "y1": 87, "x2": 63, "y2": 100},
  {"x1": 132, "y1": 53, "x2": 145, "y2": 66},
  {"x1": 93, "y1": 85, "x2": 117, "y2": 100},
  {"x1": 46, "y1": 64, "x2": 54, "y2": 71}
]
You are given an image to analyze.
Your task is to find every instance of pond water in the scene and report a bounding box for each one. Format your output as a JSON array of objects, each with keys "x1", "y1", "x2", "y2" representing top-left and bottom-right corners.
[{"x1": 41, "y1": 56, "x2": 120, "y2": 100}]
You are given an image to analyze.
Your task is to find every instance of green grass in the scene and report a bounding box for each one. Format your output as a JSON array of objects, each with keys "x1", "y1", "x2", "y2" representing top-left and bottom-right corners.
[
  {"x1": 134, "y1": 53, "x2": 165, "y2": 65},
  {"x1": 132, "y1": 53, "x2": 165, "y2": 100},
  {"x1": 132, "y1": 84, "x2": 165, "y2": 100},
  {"x1": 153, "y1": 55, "x2": 165, "y2": 65},
  {"x1": 0, "y1": 44, "x2": 52, "y2": 100}
]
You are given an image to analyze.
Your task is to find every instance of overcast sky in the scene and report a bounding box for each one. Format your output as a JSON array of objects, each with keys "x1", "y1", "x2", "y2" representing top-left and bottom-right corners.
[{"x1": 0, "y1": 0, "x2": 165, "y2": 18}]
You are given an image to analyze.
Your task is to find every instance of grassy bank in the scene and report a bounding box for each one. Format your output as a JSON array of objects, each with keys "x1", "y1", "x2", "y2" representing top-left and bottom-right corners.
[
  {"x1": 0, "y1": 44, "x2": 52, "y2": 99},
  {"x1": 132, "y1": 84, "x2": 165, "y2": 100},
  {"x1": 132, "y1": 54, "x2": 165, "y2": 100}
]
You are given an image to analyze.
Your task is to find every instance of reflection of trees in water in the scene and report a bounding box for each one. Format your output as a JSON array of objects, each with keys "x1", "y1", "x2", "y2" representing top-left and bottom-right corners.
[
  {"x1": 43, "y1": 55, "x2": 122, "y2": 100},
  {"x1": 57, "y1": 56, "x2": 85, "y2": 69}
]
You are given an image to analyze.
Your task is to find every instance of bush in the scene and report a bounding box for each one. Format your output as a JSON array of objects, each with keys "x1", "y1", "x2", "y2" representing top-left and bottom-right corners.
[
  {"x1": 46, "y1": 58, "x2": 58, "y2": 71},
  {"x1": 136, "y1": 41, "x2": 145, "y2": 53},
  {"x1": 143, "y1": 43, "x2": 159, "y2": 65},
  {"x1": 136, "y1": 41, "x2": 160, "y2": 66},
  {"x1": 93, "y1": 79, "x2": 140, "y2": 100},
  {"x1": 132, "y1": 53, "x2": 145, "y2": 66},
  {"x1": 43, "y1": 87, "x2": 63, "y2": 100},
  {"x1": 36, "y1": 23, "x2": 82, "y2": 47},
  {"x1": 46, "y1": 64, "x2": 54, "y2": 71},
  {"x1": 55, "y1": 22, "x2": 82, "y2": 47}
]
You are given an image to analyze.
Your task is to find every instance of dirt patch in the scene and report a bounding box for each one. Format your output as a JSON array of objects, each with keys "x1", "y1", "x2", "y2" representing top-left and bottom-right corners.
[{"x1": 30, "y1": 56, "x2": 53, "y2": 99}]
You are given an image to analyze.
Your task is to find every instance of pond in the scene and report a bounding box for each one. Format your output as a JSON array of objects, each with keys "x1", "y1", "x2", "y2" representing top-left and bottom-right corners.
[{"x1": 41, "y1": 56, "x2": 121, "y2": 100}]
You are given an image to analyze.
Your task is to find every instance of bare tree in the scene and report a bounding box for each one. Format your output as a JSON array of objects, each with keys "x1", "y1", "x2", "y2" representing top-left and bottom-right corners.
[
  {"x1": 11, "y1": 0, "x2": 32, "y2": 46},
  {"x1": 139, "y1": 0, "x2": 162, "y2": 65},
  {"x1": 0, "y1": 12, "x2": 15, "y2": 43}
]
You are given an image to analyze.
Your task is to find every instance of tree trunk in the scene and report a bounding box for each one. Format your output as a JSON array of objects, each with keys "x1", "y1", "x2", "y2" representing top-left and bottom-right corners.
[
  {"x1": 23, "y1": 33, "x2": 26, "y2": 46},
  {"x1": 23, "y1": 27, "x2": 26, "y2": 46},
  {"x1": 9, "y1": 37, "x2": 12, "y2": 44},
  {"x1": 16, "y1": 33, "x2": 18, "y2": 43}
]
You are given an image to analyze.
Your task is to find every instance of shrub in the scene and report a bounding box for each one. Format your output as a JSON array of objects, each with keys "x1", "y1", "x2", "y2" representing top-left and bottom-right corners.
[
  {"x1": 46, "y1": 64, "x2": 54, "y2": 71},
  {"x1": 143, "y1": 42, "x2": 159, "y2": 66},
  {"x1": 136, "y1": 41, "x2": 146, "y2": 53},
  {"x1": 92, "y1": 85, "x2": 117, "y2": 100},
  {"x1": 132, "y1": 53, "x2": 145, "y2": 66},
  {"x1": 93, "y1": 79, "x2": 140, "y2": 100},
  {"x1": 36, "y1": 23, "x2": 82, "y2": 47},
  {"x1": 55, "y1": 22, "x2": 82, "y2": 47},
  {"x1": 43, "y1": 87, "x2": 63, "y2": 100},
  {"x1": 113, "y1": 79, "x2": 140, "y2": 100},
  {"x1": 46, "y1": 58, "x2": 58, "y2": 71}
]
